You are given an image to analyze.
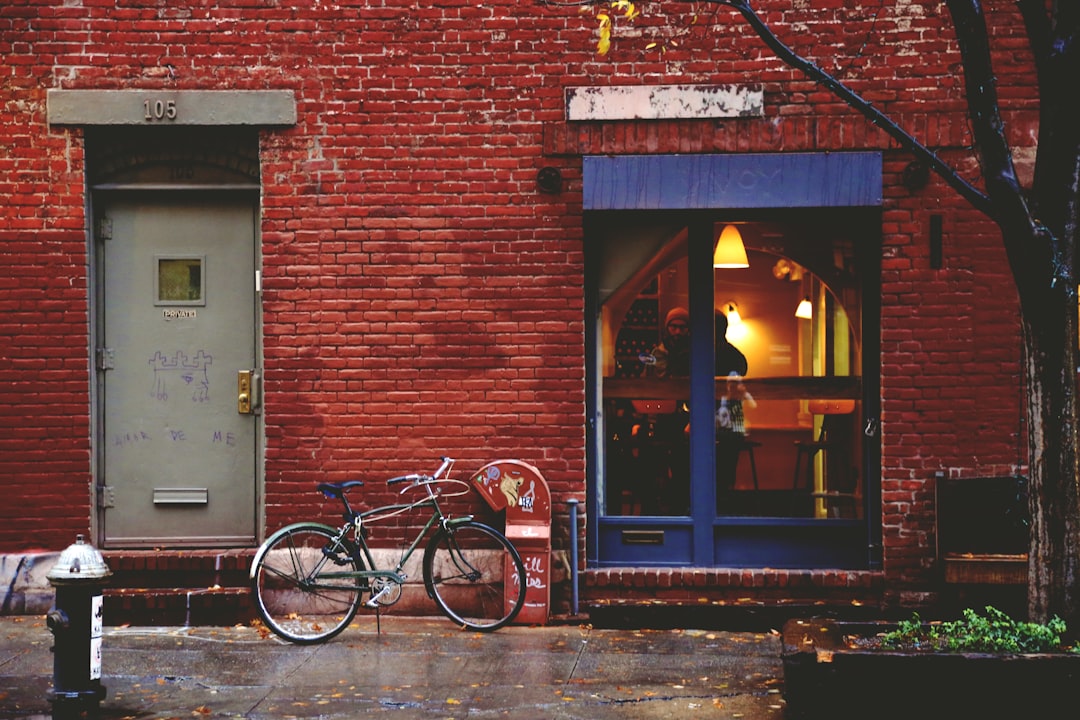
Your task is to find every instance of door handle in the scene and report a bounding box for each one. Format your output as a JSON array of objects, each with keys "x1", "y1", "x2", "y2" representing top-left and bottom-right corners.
[{"x1": 237, "y1": 369, "x2": 261, "y2": 414}]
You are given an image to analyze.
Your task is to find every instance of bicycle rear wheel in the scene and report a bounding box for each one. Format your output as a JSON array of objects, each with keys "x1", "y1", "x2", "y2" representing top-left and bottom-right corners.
[
  {"x1": 251, "y1": 523, "x2": 364, "y2": 644},
  {"x1": 422, "y1": 521, "x2": 527, "y2": 631}
]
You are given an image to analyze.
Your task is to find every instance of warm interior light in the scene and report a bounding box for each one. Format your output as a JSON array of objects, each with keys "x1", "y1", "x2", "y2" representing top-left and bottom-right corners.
[
  {"x1": 725, "y1": 301, "x2": 742, "y2": 326},
  {"x1": 795, "y1": 297, "x2": 813, "y2": 320},
  {"x1": 724, "y1": 301, "x2": 749, "y2": 343},
  {"x1": 713, "y1": 225, "x2": 749, "y2": 268}
]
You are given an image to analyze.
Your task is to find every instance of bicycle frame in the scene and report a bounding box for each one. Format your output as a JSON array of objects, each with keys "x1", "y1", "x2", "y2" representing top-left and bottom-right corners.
[{"x1": 279, "y1": 478, "x2": 475, "y2": 599}]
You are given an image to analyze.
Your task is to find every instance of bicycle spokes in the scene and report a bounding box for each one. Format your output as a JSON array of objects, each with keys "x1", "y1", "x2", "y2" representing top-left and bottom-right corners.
[
  {"x1": 423, "y1": 521, "x2": 526, "y2": 632},
  {"x1": 252, "y1": 525, "x2": 363, "y2": 644}
]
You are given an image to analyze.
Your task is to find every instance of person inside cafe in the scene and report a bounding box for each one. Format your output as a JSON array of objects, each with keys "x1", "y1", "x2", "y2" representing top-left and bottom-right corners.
[
  {"x1": 715, "y1": 311, "x2": 754, "y2": 493},
  {"x1": 639, "y1": 306, "x2": 692, "y2": 512},
  {"x1": 647, "y1": 306, "x2": 691, "y2": 379}
]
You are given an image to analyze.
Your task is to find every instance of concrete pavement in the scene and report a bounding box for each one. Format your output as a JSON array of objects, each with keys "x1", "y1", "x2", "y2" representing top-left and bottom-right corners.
[{"x1": 0, "y1": 614, "x2": 788, "y2": 719}]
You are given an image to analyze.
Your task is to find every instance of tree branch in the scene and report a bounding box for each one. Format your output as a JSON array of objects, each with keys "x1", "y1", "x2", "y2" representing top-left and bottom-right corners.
[
  {"x1": 1017, "y1": 0, "x2": 1051, "y2": 82},
  {"x1": 944, "y1": 1, "x2": 1033, "y2": 227},
  {"x1": 710, "y1": 0, "x2": 993, "y2": 216},
  {"x1": 944, "y1": 0, "x2": 1062, "y2": 297}
]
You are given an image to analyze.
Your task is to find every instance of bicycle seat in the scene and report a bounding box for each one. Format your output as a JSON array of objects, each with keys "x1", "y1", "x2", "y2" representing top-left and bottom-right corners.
[{"x1": 317, "y1": 480, "x2": 364, "y2": 499}]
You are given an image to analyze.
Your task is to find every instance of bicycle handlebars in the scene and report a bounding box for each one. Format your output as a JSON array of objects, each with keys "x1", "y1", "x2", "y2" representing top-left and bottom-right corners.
[
  {"x1": 386, "y1": 456, "x2": 454, "y2": 488},
  {"x1": 317, "y1": 458, "x2": 456, "y2": 500},
  {"x1": 387, "y1": 473, "x2": 425, "y2": 486}
]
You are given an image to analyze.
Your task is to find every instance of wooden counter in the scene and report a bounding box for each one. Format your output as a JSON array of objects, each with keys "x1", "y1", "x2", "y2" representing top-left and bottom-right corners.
[{"x1": 602, "y1": 376, "x2": 861, "y2": 401}]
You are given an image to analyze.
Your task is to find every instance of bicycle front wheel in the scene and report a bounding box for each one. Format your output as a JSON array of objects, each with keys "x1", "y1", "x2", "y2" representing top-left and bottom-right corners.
[
  {"x1": 251, "y1": 523, "x2": 364, "y2": 644},
  {"x1": 423, "y1": 521, "x2": 527, "y2": 631}
]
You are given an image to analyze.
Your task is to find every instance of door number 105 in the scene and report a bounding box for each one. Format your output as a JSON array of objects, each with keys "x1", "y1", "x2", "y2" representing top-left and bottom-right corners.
[{"x1": 144, "y1": 98, "x2": 178, "y2": 122}]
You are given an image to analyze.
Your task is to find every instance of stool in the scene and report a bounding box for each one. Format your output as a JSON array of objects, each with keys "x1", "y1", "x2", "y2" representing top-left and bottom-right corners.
[
  {"x1": 793, "y1": 400, "x2": 855, "y2": 507},
  {"x1": 737, "y1": 437, "x2": 761, "y2": 490},
  {"x1": 717, "y1": 435, "x2": 760, "y2": 491}
]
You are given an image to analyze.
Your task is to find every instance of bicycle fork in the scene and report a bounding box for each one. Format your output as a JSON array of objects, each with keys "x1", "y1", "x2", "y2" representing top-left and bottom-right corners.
[{"x1": 444, "y1": 531, "x2": 482, "y2": 582}]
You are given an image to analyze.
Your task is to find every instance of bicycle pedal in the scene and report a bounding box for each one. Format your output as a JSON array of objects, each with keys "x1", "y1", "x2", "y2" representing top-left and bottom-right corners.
[{"x1": 365, "y1": 586, "x2": 392, "y2": 608}]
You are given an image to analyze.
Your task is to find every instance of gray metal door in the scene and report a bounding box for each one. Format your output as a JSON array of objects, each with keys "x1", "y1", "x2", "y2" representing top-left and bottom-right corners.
[{"x1": 98, "y1": 196, "x2": 258, "y2": 547}]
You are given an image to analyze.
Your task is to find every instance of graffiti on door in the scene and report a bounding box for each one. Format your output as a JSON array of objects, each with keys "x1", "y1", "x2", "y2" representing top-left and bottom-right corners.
[{"x1": 149, "y1": 350, "x2": 213, "y2": 403}]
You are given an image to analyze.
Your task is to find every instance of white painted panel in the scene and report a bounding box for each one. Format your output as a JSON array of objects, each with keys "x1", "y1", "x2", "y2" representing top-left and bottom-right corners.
[{"x1": 566, "y1": 84, "x2": 763, "y2": 121}]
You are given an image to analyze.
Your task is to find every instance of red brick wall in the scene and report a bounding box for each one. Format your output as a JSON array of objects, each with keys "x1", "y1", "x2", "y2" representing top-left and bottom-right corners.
[
  {"x1": 0, "y1": 0, "x2": 1033, "y2": 603},
  {"x1": 0, "y1": 8, "x2": 92, "y2": 547}
]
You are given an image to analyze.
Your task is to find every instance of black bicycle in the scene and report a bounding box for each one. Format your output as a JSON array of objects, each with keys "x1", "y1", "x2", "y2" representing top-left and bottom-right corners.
[{"x1": 250, "y1": 457, "x2": 527, "y2": 643}]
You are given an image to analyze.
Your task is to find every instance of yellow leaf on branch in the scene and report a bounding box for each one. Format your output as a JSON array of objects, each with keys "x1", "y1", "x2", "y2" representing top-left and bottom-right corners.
[
  {"x1": 597, "y1": 12, "x2": 612, "y2": 55},
  {"x1": 594, "y1": 0, "x2": 640, "y2": 55}
]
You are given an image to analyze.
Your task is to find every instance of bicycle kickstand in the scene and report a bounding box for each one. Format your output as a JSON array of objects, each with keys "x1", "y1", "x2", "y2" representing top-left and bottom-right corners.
[{"x1": 366, "y1": 585, "x2": 394, "y2": 635}]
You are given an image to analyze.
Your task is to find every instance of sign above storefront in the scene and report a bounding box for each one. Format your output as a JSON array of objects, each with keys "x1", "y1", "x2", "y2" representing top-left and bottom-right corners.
[{"x1": 566, "y1": 84, "x2": 763, "y2": 121}]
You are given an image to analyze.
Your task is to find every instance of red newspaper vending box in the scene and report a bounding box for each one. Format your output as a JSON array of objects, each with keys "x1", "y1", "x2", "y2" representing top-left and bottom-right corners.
[{"x1": 471, "y1": 459, "x2": 551, "y2": 625}]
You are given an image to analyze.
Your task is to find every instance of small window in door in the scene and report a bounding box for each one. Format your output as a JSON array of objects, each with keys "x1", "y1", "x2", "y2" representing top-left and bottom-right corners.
[{"x1": 155, "y1": 256, "x2": 206, "y2": 306}]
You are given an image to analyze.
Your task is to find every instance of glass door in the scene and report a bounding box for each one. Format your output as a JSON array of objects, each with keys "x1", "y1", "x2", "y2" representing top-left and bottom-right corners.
[{"x1": 591, "y1": 210, "x2": 878, "y2": 568}]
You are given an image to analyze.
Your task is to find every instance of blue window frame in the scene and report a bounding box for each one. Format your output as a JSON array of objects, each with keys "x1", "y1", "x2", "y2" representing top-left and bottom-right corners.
[{"x1": 584, "y1": 153, "x2": 883, "y2": 570}]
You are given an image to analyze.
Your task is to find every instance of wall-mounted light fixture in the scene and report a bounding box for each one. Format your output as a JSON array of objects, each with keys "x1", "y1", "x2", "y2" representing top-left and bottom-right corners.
[
  {"x1": 795, "y1": 296, "x2": 812, "y2": 320},
  {"x1": 713, "y1": 225, "x2": 749, "y2": 268},
  {"x1": 901, "y1": 160, "x2": 930, "y2": 192},
  {"x1": 724, "y1": 301, "x2": 749, "y2": 343},
  {"x1": 536, "y1": 166, "x2": 563, "y2": 194},
  {"x1": 725, "y1": 301, "x2": 742, "y2": 326}
]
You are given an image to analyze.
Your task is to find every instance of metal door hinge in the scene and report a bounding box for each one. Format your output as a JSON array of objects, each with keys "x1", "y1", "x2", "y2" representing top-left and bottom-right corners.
[
  {"x1": 96, "y1": 217, "x2": 112, "y2": 241},
  {"x1": 96, "y1": 347, "x2": 115, "y2": 371},
  {"x1": 97, "y1": 485, "x2": 116, "y2": 509}
]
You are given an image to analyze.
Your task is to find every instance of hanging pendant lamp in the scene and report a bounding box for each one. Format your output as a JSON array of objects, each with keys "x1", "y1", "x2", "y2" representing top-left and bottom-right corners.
[{"x1": 713, "y1": 224, "x2": 749, "y2": 268}]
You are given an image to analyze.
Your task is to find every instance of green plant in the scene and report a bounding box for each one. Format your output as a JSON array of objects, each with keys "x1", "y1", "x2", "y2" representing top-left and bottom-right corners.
[
  {"x1": 879, "y1": 606, "x2": 1077, "y2": 653},
  {"x1": 878, "y1": 611, "x2": 938, "y2": 650}
]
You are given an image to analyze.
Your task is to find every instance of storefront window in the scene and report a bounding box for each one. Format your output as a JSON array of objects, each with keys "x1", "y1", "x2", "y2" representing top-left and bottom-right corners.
[{"x1": 599, "y1": 219, "x2": 864, "y2": 521}]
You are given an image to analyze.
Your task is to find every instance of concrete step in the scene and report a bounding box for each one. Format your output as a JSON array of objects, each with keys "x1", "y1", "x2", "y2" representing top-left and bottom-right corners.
[
  {"x1": 104, "y1": 585, "x2": 256, "y2": 626},
  {"x1": 102, "y1": 549, "x2": 255, "y2": 589},
  {"x1": 101, "y1": 549, "x2": 257, "y2": 626}
]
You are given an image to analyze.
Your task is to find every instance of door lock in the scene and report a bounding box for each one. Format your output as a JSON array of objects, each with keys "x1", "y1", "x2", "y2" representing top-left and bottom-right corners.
[{"x1": 237, "y1": 370, "x2": 261, "y2": 414}]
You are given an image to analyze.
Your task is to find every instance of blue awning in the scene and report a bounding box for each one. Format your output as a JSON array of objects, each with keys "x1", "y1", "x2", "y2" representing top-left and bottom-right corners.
[{"x1": 583, "y1": 153, "x2": 882, "y2": 210}]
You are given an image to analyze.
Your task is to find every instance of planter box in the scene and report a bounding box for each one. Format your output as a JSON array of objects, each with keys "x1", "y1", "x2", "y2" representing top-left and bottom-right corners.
[{"x1": 782, "y1": 617, "x2": 1080, "y2": 719}]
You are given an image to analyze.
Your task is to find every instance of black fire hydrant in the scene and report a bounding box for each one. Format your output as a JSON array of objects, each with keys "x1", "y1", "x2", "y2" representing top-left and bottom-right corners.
[{"x1": 46, "y1": 535, "x2": 111, "y2": 717}]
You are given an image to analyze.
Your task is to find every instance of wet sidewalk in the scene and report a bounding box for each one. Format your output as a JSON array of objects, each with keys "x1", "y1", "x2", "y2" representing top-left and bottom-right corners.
[{"x1": 0, "y1": 614, "x2": 787, "y2": 719}]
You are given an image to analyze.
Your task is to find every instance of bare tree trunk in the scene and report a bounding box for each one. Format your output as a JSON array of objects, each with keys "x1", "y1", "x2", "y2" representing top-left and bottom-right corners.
[
  {"x1": 1024, "y1": 301, "x2": 1080, "y2": 628},
  {"x1": 1007, "y1": 0, "x2": 1080, "y2": 629},
  {"x1": 942, "y1": 0, "x2": 1078, "y2": 628}
]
